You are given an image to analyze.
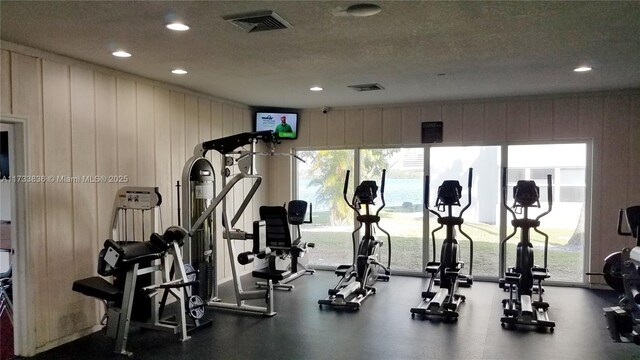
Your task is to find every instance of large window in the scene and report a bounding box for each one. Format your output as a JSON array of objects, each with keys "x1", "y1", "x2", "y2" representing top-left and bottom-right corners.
[
  {"x1": 297, "y1": 150, "x2": 354, "y2": 267},
  {"x1": 507, "y1": 143, "x2": 587, "y2": 283},
  {"x1": 429, "y1": 146, "x2": 501, "y2": 278},
  {"x1": 360, "y1": 148, "x2": 424, "y2": 272},
  {"x1": 295, "y1": 142, "x2": 589, "y2": 284}
]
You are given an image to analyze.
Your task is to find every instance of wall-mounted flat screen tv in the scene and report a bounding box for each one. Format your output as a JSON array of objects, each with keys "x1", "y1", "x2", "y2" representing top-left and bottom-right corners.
[{"x1": 255, "y1": 112, "x2": 298, "y2": 139}]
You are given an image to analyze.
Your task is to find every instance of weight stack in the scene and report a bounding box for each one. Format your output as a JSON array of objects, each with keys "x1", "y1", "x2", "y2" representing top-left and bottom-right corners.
[{"x1": 197, "y1": 262, "x2": 213, "y2": 300}]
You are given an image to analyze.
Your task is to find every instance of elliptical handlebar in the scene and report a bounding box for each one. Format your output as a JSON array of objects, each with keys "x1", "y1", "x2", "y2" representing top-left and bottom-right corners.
[
  {"x1": 534, "y1": 174, "x2": 553, "y2": 221},
  {"x1": 343, "y1": 170, "x2": 350, "y2": 197},
  {"x1": 343, "y1": 170, "x2": 358, "y2": 213},
  {"x1": 547, "y1": 174, "x2": 553, "y2": 207},
  {"x1": 424, "y1": 175, "x2": 441, "y2": 218},
  {"x1": 502, "y1": 167, "x2": 517, "y2": 220},
  {"x1": 376, "y1": 169, "x2": 387, "y2": 217},
  {"x1": 424, "y1": 175, "x2": 429, "y2": 210},
  {"x1": 459, "y1": 168, "x2": 473, "y2": 217}
]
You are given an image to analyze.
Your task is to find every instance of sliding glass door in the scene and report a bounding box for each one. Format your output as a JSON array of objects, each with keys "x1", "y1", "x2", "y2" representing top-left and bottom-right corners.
[
  {"x1": 507, "y1": 143, "x2": 587, "y2": 283},
  {"x1": 296, "y1": 150, "x2": 354, "y2": 267},
  {"x1": 295, "y1": 142, "x2": 588, "y2": 284},
  {"x1": 429, "y1": 146, "x2": 502, "y2": 278},
  {"x1": 360, "y1": 148, "x2": 424, "y2": 272}
]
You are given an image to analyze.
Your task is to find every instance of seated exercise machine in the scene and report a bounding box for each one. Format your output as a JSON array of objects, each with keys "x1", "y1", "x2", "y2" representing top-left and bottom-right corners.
[
  {"x1": 0, "y1": 248, "x2": 12, "y2": 326},
  {"x1": 498, "y1": 168, "x2": 555, "y2": 331},
  {"x1": 72, "y1": 187, "x2": 205, "y2": 356},
  {"x1": 254, "y1": 200, "x2": 315, "y2": 291},
  {"x1": 588, "y1": 208, "x2": 640, "y2": 294},
  {"x1": 185, "y1": 130, "x2": 287, "y2": 316},
  {"x1": 411, "y1": 168, "x2": 473, "y2": 320},
  {"x1": 587, "y1": 252, "x2": 625, "y2": 294},
  {"x1": 0, "y1": 257, "x2": 11, "y2": 359},
  {"x1": 318, "y1": 169, "x2": 391, "y2": 310},
  {"x1": 603, "y1": 205, "x2": 640, "y2": 344}
]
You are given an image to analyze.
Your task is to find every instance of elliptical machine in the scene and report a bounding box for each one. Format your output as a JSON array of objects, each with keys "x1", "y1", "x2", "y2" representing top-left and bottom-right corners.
[
  {"x1": 411, "y1": 168, "x2": 473, "y2": 320},
  {"x1": 603, "y1": 205, "x2": 640, "y2": 344},
  {"x1": 318, "y1": 170, "x2": 391, "y2": 310},
  {"x1": 499, "y1": 168, "x2": 555, "y2": 331}
]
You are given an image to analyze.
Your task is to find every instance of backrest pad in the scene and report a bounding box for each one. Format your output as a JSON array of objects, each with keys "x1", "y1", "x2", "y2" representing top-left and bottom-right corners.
[
  {"x1": 287, "y1": 200, "x2": 308, "y2": 225},
  {"x1": 626, "y1": 205, "x2": 640, "y2": 239},
  {"x1": 259, "y1": 205, "x2": 292, "y2": 248}
]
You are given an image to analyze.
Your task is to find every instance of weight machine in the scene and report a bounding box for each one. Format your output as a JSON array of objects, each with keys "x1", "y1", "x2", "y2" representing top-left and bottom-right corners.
[
  {"x1": 254, "y1": 200, "x2": 315, "y2": 291},
  {"x1": 72, "y1": 187, "x2": 203, "y2": 356},
  {"x1": 184, "y1": 130, "x2": 289, "y2": 316},
  {"x1": 181, "y1": 142, "x2": 217, "y2": 304},
  {"x1": 0, "y1": 250, "x2": 11, "y2": 326},
  {"x1": 603, "y1": 205, "x2": 640, "y2": 344}
]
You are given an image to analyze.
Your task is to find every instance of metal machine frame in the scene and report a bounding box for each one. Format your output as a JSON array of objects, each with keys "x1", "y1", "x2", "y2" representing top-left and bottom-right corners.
[
  {"x1": 73, "y1": 187, "x2": 192, "y2": 356},
  {"x1": 411, "y1": 169, "x2": 473, "y2": 320},
  {"x1": 186, "y1": 131, "x2": 281, "y2": 316},
  {"x1": 498, "y1": 168, "x2": 555, "y2": 331},
  {"x1": 603, "y1": 205, "x2": 640, "y2": 344},
  {"x1": 254, "y1": 201, "x2": 315, "y2": 291},
  {"x1": 318, "y1": 169, "x2": 391, "y2": 310}
]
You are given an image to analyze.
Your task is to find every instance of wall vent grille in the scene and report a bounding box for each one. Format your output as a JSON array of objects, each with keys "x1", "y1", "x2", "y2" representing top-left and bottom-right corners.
[{"x1": 347, "y1": 83, "x2": 385, "y2": 92}]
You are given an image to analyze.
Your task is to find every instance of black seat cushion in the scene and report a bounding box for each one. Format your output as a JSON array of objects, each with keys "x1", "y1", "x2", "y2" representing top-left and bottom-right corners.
[
  {"x1": 252, "y1": 268, "x2": 289, "y2": 281},
  {"x1": 72, "y1": 276, "x2": 122, "y2": 303}
]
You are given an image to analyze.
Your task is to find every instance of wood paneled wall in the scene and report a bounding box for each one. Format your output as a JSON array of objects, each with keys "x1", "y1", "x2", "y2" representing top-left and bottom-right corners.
[
  {"x1": 269, "y1": 92, "x2": 640, "y2": 286},
  {"x1": 2, "y1": 40, "x2": 639, "y2": 354},
  {"x1": 0, "y1": 47, "x2": 262, "y2": 352}
]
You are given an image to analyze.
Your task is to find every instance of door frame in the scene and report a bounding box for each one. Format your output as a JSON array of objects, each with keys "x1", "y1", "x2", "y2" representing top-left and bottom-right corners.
[{"x1": 1, "y1": 115, "x2": 32, "y2": 356}]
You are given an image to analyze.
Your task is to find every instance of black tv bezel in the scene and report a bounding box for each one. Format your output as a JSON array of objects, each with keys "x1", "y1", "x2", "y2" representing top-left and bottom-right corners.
[{"x1": 253, "y1": 107, "x2": 300, "y2": 140}]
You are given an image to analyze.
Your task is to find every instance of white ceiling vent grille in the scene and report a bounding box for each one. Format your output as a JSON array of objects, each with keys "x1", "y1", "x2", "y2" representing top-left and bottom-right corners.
[
  {"x1": 348, "y1": 83, "x2": 385, "y2": 92},
  {"x1": 223, "y1": 11, "x2": 292, "y2": 33}
]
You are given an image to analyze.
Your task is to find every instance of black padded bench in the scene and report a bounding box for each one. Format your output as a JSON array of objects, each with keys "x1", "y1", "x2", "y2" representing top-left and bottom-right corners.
[
  {"x1": 252, "y1": 268, "x2": 289, "y2": 282},
  {"x1": 73, "y1": 232, "x2": 177, "y2": 303},
  {"x1": 72, "y1": 276, "x2": 122, "y2": 303}
]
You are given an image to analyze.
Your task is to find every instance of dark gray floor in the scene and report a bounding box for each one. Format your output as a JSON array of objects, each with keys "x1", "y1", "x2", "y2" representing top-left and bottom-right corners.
[{"x1": 29, "y1": 271, "x2": 640, "y2": 359}]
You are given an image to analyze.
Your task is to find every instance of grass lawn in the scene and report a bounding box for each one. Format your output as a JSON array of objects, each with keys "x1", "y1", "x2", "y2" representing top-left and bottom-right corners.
[{"x1": 302, "y1": 210, "x2": 584, "y2": 283}]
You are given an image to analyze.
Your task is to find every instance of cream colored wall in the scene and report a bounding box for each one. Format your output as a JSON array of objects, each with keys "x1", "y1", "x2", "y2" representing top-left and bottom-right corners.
[
  {"x1": 2, "y1": 38, "x2": 639, "y2": 353},
  {"x1": 268, "y1": 92, "x2": 640, "y2": 285},
  {"x1": 0, "y1": 45, "x2": 264, "y2": 352}
]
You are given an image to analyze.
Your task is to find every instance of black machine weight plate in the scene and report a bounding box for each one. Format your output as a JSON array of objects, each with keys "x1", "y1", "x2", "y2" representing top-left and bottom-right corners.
[
  {"x1": 603, "y1": 251, "x2": 624, "y2": 293},
  {"x1": 188, "y1": 295, "x2": 205, "y2": 320}
]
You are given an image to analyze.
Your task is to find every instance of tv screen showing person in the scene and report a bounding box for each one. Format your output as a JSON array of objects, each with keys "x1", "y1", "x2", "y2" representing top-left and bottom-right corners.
[{"x1": 255, "y1": 112, "x2": 298, "y2": 139}]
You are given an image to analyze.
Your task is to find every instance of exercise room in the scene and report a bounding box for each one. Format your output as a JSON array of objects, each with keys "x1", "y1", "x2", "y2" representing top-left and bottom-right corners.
[{"x1": 0, "y1": 1, "x2": 639, "y2": 359}]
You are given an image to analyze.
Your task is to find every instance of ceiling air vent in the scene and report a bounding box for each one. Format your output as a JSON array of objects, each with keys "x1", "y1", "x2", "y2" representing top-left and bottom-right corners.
[
  {"x1": 348, "y1": 83, "x2": 385, "y2": 92},
  {"x1": 223, "y1": 11, "x2": 292, "y2": 33}
]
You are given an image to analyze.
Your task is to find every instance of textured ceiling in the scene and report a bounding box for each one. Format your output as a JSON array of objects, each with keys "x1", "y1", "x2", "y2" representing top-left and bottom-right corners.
[{"x1": 1, "y1": 1, "x2": 639, "y2": 109}]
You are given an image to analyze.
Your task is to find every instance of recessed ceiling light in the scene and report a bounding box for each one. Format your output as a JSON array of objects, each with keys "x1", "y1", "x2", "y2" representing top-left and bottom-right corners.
[
  {"x1": 112, "y1": 51, "x2": 131, "y2": 58},
  {"x1": 574, "y1": 66, "x2": 592, "y2": 72},
  {"x1": 310, "y1": 86, "x2": 323, "y2": 91},
  {"x1": 166, "y1": 23, "x2": 190, "y2": 31},
  {"x1": 346, "y1": 4, "x2": 382, "y2": 17},
  {"x1": 171, "y1": 69, "x2": 188, "y2": 75}
]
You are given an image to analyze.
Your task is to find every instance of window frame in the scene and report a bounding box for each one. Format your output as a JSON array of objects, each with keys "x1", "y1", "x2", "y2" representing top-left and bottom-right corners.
[{"x1": 292, "y1": 139, "x2": 592, "y2": 285}]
